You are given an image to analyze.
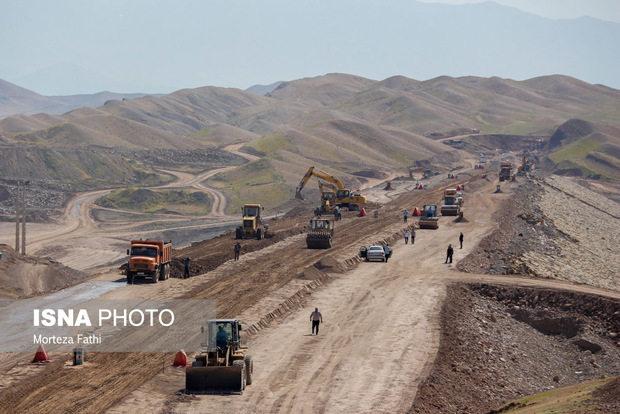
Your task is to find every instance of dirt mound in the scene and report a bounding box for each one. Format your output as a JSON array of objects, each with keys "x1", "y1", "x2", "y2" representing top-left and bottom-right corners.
[
  {"x1": 592, "y1": 376, "x2": 620, "y2": 408},
  {"x1": 166, "y1": 213, "x2": 310, "y2": 278},
  {"x1": 409, "y1": 283, "x2": 620, "y2": 413},
  {"x1": 0, "y1": 244, "x2": 91, "y2": 299}
]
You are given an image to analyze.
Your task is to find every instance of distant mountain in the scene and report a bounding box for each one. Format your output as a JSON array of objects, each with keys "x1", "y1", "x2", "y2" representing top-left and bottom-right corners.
[
  {"x1": 246, "y1": 81, "x2": 284, "y2": 96},
  {"x1": 11, "y1": 62, "x2": 167, "y2": 96},
  {"x1": 3, "y1": 1, "x2": 619, "y2": 95},
  {"x1": 0, "y1": 78, "x2": 154, "y2": 118}
]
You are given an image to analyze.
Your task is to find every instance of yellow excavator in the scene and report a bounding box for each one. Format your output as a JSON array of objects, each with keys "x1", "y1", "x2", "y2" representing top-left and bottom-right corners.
[
  {"x1": 408, "y1": 167, "x2": 426, "y2": 180},
  {"x1": 296, "y1": 166, "x2": 366, "y2": 210}
]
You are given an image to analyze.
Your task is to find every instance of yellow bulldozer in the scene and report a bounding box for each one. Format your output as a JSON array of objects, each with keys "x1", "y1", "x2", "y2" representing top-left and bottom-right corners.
[
  {"x1": 236, "y1": 204, "x2": 268, "y2": 240},
  {"x1": 186, "y1": 319, "x2": 253, "y2": 394},
  {"x1": 296, "y1": 166, "x2": 366, "y2": 210},
  {"x1": 306, "y1": 218, "x2": 334, "y2": 249}
]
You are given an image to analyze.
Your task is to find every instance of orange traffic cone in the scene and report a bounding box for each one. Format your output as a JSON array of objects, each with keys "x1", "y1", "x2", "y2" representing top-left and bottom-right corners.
[
  {"x1": 32, "y1": 344, "x2": 51, "y2": 363},
  {"x1": 358, "y1": 208, "x2": 366, "y2": 217},
  {"x1": 413, "y1": 207, "x2": 420, "y2": 216},
  {"x1": 173, "y1": 350, "x2": 188, "y2": 367},
  {"x1": 456, "y1": 185, "x2": 461, "y2": 191}
]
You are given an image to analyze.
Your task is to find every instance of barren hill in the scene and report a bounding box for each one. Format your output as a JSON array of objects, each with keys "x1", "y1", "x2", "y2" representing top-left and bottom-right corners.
[
  {"x1": 0, "y1": 79, "x2": 149, "y2": 119},
  {"x1": 547, "y1": 119, "x2": 620, "y2": 180},
  {"x1": 1, "y1": 73, "x2": 620, "y2": 218}
]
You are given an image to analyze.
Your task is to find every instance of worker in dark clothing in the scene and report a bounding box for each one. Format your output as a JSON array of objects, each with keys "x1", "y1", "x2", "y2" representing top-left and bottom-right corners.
[
  {"x1": 184, "y1": 257, "x2": 191, "y2": 278},
  {"x1": 310, "y1": 307, "x2": 323, "y2": 335},
  {"x1": 459, "y1": 232, "x2": 464, "y2": 249},
  {"x1": 384, "y1": 244, "x2": 392, "y2": 262},
  {"x1": 234, "y1": 242, "x2": 242, "y2": 261},
  {"x1": 216, "y1": 325, "x2": 228, "y2": 348},
  {"x1": 411, "y1": 228, "x2": 416, "y2": 245},
  {"x1": 445, "y1": 244, "x2": 454, "y2": 264}
]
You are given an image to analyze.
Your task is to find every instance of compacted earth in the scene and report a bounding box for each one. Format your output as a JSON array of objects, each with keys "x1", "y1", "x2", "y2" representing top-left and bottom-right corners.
[{"x1": 0, "y1": 171, "x2": 618, "y2": 414}]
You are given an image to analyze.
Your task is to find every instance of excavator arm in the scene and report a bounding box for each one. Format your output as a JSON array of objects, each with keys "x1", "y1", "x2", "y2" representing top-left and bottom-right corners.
[{"x1": 295, "y1": 166, "x2": 346, "y2": 200}]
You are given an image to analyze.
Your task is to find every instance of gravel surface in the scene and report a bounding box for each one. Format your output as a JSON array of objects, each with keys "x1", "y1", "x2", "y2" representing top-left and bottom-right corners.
[{"x1": 412, "y1": 174, "x2": 620, "y2": 413}]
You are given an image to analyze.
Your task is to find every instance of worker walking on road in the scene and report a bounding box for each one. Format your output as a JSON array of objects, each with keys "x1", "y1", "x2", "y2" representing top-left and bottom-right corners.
[
  {"x1": 445, "y1": 244, "x2": 454, "y2": 264},
  {"x1": 310, "y1": 307, "x2": 323, "y2": 335},
  {"x1": 403, "y1": 209, "x2": 408, "y2": 223},
  {"x1": 411, "y1": 228, "x2": 416, "y2": 245},
  {"x1": 459, "y1": 232, "x2": 464, "y2": 249},
  {"x1": 184, "y1": 257, "x2": 191, "y2": 279},
  {"x1": 234, "y1": 242, "x2": 242, "y2": 261},
  {"x1": 404, "y1": 230, "x2": 410, "y2": 244},
  {"x1": 384, "y1": 243, "x2": 392, "y2": 262}
]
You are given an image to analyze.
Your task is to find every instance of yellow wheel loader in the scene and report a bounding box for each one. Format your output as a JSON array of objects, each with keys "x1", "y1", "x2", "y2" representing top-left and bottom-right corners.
[
  {"x1": 235, "y1": 204, "x2": 268, "y2": 240},
  {"x1": 306, "y1": 218, "x2": 334, "y2": 249},
  {"x1": 186, "y1": 319, "x2": 253, "y2": 394}
]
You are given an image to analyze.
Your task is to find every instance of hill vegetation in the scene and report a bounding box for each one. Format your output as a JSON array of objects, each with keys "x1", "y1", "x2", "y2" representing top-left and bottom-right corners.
[
  {"x1": 1, "y1": 73, "x2": 620, "y2": 216},
  {"x1": 96, "y1": 188, "x2": 213, "y2": 215}
]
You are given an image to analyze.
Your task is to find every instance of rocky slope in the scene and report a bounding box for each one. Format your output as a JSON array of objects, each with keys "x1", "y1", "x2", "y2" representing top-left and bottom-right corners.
[{"x1": 413, "y1": 175, "x2": 620, "y2": 413}]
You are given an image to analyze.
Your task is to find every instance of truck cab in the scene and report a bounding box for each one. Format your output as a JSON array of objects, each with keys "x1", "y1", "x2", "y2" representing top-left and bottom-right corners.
[{"x1": 126, "y1": 240, "x2": 171, "y2": 284}]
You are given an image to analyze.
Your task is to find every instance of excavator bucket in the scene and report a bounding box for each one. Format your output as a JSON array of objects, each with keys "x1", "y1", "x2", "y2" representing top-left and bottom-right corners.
[
  {"x1": 295, "y1": 187, "x2": 305, "y2": 200},
  {"x1": 186, "y1": 365, "x2": 245, "y2": 394}
]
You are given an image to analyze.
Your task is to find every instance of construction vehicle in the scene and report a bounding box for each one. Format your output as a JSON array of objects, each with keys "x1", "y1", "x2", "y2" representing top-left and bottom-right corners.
[
  {"x1": 306, "y1": 218, "x2": 334, "y2": 249},
  {"x1": 440, "y1": 189, "x2": 462, "y2": 216},
  {"x1": 517, "y1": 156, "x2": 535, "y2": 174},
  {"x1": 499, "y1": 162, "x2": 512, "y2": 182},
  {"x1": 236, "y1": 204, "x2": 268, "y2": 240},
  {"x1": 186, "y1": 319, "x2": 253, "y2": 394},
  {"x1": 418, "y1": 205, "x2": 439, "y2": 229},
  {"x1": 296, "y1": 166, "x2": 366, "y2": 210},
  {"x1": 408, "y1": 167, "x2": 425, "y2": 180},
  {"x1": 318, "y1": 181, "x2": 336, "y2": 213},
  {"x1": 126, "y1": 240, "x2": 172, "y2": 284}
]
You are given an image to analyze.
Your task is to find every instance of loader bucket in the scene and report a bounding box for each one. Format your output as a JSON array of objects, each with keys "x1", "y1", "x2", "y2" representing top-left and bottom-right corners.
[
  {"x1": 186, "y1": 365, "x2": 244, "y2": 394},
  {"x1": 306, "y1": 235, "x2": 332, "y2": 249}
]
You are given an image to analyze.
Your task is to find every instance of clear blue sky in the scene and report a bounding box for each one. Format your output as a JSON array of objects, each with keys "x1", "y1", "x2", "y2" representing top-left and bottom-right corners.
[
  {"x1": 419, "y1": 0, "x2": 620, "y2": 22},
  {"x1": 1, "y1": 0, "x2": 618, "y2": 95}
]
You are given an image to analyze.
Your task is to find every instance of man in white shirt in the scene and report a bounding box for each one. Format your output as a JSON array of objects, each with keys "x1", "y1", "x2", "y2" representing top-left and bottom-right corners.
[{"x1": 310, "y1": 308, "x2": 323, "y2": 335}]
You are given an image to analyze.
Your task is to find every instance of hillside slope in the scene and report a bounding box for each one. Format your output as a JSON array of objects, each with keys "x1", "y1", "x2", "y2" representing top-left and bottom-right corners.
[{"x1": 1, "y1": 73, "x2": 620, "y2": 216}]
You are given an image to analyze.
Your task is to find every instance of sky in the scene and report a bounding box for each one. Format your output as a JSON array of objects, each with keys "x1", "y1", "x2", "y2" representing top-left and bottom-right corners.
[
  {"x1": 419, "y1": 0, "x2": 620, "y2": 22},
  {"x1": 1, "y1": 0, "x2": 619, "y2": 95}
]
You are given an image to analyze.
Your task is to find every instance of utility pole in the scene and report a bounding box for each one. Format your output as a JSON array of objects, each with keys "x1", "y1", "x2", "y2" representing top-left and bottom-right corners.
[
  {"x1": 15, "y1": 181, "x2": 20, "y2": 252},
  {"x1": 21, "y1": 181, "x2": 28, "y2": 255},
  {"x1": 14, "y1": 181, "x2": 29, "y2": 255}
]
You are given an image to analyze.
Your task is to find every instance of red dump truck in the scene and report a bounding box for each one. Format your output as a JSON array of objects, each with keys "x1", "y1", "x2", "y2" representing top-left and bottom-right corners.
[{"x1": 126, "y1": 240, "x2": 172, "y2": 284}]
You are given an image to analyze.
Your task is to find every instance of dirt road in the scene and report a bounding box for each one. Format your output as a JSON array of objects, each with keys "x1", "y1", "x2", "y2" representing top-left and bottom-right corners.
[
  {"x1": 3, "y1": 163, "x2": 617, "y2": 414},
  {"x1": 107, "y1": 173, "x2": 509, "y2": 413}
]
